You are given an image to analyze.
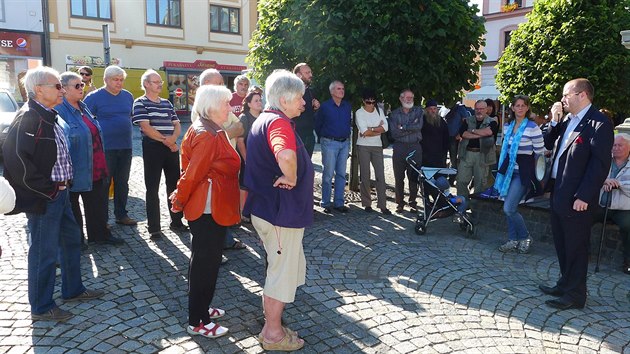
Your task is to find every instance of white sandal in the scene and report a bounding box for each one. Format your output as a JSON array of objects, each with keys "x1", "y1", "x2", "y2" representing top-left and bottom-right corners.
[
  {"x1": 187, "y1": 321, "x2": 228, "y2": 338},
  {"x1": 208, "y1": 307, "x2": 225, "y2": 319}
]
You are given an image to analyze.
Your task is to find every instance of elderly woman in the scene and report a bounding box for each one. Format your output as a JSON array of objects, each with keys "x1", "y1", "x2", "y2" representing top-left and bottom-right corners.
[
  {"x1": 236, "y1": 88, "x2": 264, "y2": 220},
  {"x1": 243, "y1": 70, "x2": 313, "y2": 351},
  {"x1": 56, "y1": 72, "x2": 123, "y2": 246},
  {"x1": 170, "y1": 85, "x2": 240, "y2": 338}
]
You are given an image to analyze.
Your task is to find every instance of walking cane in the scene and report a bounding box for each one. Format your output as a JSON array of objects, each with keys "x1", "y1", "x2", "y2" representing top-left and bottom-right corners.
[{"x1": 595, "y1": 188, "x2": 615, "y2": 273}]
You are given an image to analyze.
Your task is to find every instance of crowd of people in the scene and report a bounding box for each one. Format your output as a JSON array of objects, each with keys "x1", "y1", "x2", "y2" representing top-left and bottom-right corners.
[{"x1": 1, "y1": 62, "x2": 628, "y2": 352}]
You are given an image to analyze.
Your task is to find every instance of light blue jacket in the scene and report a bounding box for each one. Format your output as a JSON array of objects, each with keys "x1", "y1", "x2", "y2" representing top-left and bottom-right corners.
[{"x1": 55, "y1": 98, "x2": 105, "y2": 192}]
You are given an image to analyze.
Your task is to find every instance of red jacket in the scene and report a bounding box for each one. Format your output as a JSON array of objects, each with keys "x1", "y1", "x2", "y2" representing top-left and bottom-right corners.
[{"x1": 172, "y1": 118, "x2": 240, "y2": 224}]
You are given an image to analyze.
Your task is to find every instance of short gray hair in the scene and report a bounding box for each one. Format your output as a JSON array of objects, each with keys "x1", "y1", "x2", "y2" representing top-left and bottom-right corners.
[
  {"x1": 264, "y1": 69, "x2": 305, "y2": 110},
  {"x1": 22, "y1": 66, "x2": 60, "y2": 100},
  {"x1": 233, "y1": 74, "x2": 250, "y2": 90},
  {"x1": 191, "y1": 85, "x2": 232, "y2": 122},
  {"x1": 199, "y1": 69, "x2": 222, "y2": 86},
  {"x1": 616, "y1": 132, "x2": 630, "y2": 145},
  {"x1": 104, "y1": 65, "x2": 127, "y2": 80},
  {"x1": 140, "y1": 69, "x2": 160, "y2": 91},
  {"x1": 328, "y1": 80, "x2": 343, "y2": 93},
  {"x1": 60, "y1": 71, "x2": 82, "y2": 87}
]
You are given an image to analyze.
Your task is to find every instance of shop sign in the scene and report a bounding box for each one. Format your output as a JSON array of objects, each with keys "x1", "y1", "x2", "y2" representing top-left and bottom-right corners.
[
  {"x1": 0, "y1": 31, "x2": 42, "y2": 57},
  {"x1": 65, "y1": 55, "x2": 122, "y2": 67},
  {"x1": 163, "y1": 59, "x2": 246, "y2": 72}
]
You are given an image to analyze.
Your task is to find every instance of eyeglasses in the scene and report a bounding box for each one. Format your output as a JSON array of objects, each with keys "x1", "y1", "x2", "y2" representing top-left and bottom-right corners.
[
  {"x1": 364, "y1": 100, "x2": 376, "y2": 104},
  {"x1": 67, "y1": 82, "x2": 85, "y2": 90},
  {"x1": 38, "y1": 83, "x2": 63, "y2": 91},
  {"x1": 562, "y1": 91, "x2": 582, "y2": 98},
  {"x1": 79, "y1": 72, "x2": 92, "y2": 76},
  {"x1": 149, "y1": 80, "x2": 164, "y2": 85}
]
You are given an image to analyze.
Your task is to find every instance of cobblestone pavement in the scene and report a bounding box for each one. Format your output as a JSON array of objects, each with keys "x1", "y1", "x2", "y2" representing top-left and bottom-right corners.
[{"x1": 1, "y1": 125, "x2": 629, "y2": 353}]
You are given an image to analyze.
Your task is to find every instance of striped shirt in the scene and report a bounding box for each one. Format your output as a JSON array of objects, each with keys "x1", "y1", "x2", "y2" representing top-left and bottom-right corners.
[
  {"x1": 505, "y1": 120, "x2": 545, "y2": 170},
  {"x1": 132, "y1": 96, "x2": 179, "y2": 138}
]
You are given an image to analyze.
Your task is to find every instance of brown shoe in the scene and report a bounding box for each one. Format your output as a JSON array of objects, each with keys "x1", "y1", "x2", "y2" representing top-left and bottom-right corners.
[
  {"x1": 115, "y1": 216, "x2": 137, "y2": 226},
  {"x1": 65, "y1": 289, "x2": 105, "y2": 302},
  {"x1": 32, "y1": 307, "x2": 74, "y2": 322}
]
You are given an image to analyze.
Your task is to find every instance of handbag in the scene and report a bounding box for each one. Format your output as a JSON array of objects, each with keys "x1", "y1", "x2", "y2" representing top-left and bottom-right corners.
[{"x1": 375, "y1": 105, "x2": 391, "y2": 149}]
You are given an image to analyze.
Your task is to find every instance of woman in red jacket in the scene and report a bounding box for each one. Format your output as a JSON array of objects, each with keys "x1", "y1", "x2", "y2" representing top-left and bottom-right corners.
[{"x1": 170, "y1": 85, "x2": 240, "y2": 338}]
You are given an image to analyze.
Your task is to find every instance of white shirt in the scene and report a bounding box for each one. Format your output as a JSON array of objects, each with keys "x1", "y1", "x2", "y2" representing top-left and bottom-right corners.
[
  {"x1": 355, "y1": 107, "x2": 388, "y2": 147},
  {"x1": 551, "y1": 104, "x2": 591, "y2": 178}
]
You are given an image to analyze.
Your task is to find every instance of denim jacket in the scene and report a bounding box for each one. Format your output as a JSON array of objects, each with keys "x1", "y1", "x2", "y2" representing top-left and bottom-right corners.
[{"x1": 55, "y1": 98, "x2": 104, "y2": 192}]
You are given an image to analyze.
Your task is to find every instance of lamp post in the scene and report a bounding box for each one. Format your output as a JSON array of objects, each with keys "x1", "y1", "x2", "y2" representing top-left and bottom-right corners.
[{"x1": 617, "y1": 30, "x2": 630, "y2": 133}]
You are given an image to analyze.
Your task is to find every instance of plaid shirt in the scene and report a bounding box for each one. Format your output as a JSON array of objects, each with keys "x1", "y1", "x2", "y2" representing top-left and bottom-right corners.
[{"x1": 51, "y1": 123, "x2": 73, "y2": 182}]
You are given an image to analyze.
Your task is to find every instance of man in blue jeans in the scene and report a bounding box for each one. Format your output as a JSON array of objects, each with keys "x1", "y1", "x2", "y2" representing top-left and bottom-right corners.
[
  {"x1": 3, "y1": 67, "x2": 104, "y2": 322},
  {"x1": 85, "y1": 66, "x2": 137, "y2": 226},
  {"x1": 315, "y1": 80, "x2": 352, "y2": 213}
]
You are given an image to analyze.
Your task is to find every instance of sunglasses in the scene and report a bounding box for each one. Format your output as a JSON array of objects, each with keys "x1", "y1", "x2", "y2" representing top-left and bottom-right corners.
[
  {"x1": 79, "y1": 72, "x2": 92, "y2": 76},
  {"x1": 69, "y1": 82, "x2": 86, "y2": 90},
  {"x1": 39, "y1": 83, "x2": 63, "y2": 91},
  {"x1": 364, "y1": 100, "x2": 376, "y2": 104}
]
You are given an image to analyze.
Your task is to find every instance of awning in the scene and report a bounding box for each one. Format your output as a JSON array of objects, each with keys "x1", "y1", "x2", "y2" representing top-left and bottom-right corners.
[{"x1": 465, "y1": 85, "x2": 500, "y2": 101}]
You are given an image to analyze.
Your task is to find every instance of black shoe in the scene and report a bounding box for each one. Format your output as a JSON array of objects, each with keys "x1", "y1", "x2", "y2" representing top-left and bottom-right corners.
[
  {"x1": 169, "y1": 223, "x2": 189, "y2": 232},
  {"x1": 364, "y1": 206, "x2": 373, "y2": 212},
  {"x1": 115, "y1": 216, "x2": 137, "y2": 226},
  {"x1": 32, "y1": 307, "x2": 74, "y2": 322},
  {"x1": 65, "y1": 289, "x2": 105, "y2": 302},
  {"x1": 380, "y1": 208, "x2": 392, "y2": 215},
  {"x1": 539, "y1": 284, "x2": 563, "y2": 297},
  {"x1": 545, "y1": 298, "x2": 584, "y2": 310},
  {"x1": 150, "y1": 231, "x2": 164, "y2": 240},
  {"x1": 334, "y1": 206, "x2": 350, "y2": 213},
  {"x1": 395, "y1": 206, "x2": 404, "y2": 214},
  {"x1": 323, "y1": 207, "x2": 333, "y2": 214}
]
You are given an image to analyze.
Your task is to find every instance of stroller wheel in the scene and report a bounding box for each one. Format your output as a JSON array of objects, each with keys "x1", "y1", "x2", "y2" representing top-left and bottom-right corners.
[
  {"x1": 415, "y1": 223, "x2": 426, "y2": 235},
  {"x1": 466, "y1": 224, "x2": 476, "y2": 237}
]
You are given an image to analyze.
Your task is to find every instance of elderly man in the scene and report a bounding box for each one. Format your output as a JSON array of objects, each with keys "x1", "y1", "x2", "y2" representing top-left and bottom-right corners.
[
  {"x1": 594, "y1": 133, "x2": 630, "y2": 274},
  {"x1": 84, "y1": 65, "x2": 137, "y2": 226},
  {"x1": 389, "y1": 89, "x2": 424, "y2": 213},
  {"x1": 243, "y1": 69, "x2": 312, "y2": 351},
  {"x1": 456, "y1": 100, "x2": 498, "y2": 198},
  {"x1": 315, "y1": 80, "x2": 352, "y2": 213},
  {"x1": 132, "y1": 70, "x2": 187, "y2": 239},
  {"x1": 230, "y1": 74, "x2": 250, "y2": 116},
  {"x1": 197, "y1": 69, "x2": 246, "y2": 256},
  {"x1": 293, "y1": 63, "x2": 320, "y2": 157},
  {"x1": 421, "y1": 99, "x2": 450, "y2": 212},
  {"x1": 539, "y1": 78, "x2": 614, "y2": 310},
  {"x1": 3, "y1": 66, "x2": 104, "y2": 322}
]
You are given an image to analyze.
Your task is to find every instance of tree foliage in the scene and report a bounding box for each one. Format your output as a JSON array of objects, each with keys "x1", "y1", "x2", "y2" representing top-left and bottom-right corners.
[
  {"x1": 247, "y1": 0, "x2": 485, "y2": 106},
  {"x1": 496, "y1": 0, "x2": 630, "y2": 114}
]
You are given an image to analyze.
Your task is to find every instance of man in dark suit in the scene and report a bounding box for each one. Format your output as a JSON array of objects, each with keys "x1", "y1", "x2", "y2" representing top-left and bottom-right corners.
[{"x1": 540, "y1": 78, "x2": 614, "y2": 310}]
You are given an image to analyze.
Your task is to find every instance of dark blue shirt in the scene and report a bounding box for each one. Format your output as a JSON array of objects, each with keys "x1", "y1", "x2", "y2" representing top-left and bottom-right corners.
[{"x1": 315, "y1": 98, "x2": 352, "y2": 139}]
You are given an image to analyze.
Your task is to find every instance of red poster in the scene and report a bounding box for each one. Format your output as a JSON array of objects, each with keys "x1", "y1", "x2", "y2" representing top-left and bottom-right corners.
[{"x1": 0, "y1": 31, "x2": 43, "y2": 57}]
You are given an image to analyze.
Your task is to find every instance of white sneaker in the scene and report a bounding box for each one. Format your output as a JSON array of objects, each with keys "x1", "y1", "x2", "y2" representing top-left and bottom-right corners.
[
  {"x1": 518, "y1": 238, "x2": 533, "y2": 254},
  {"x1": 208, "y1": 307, "x2": 225, "y2": 319},
  {"x1": 498, "y1": 240, "x2": 519, "y2": 253},
  {"x1": 187, "y1": 321, "x2": 228, "y2": 338}
]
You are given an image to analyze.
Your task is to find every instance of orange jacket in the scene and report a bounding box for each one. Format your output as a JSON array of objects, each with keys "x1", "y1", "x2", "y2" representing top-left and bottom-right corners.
[{"x1": 172, "y1": 118, "x2": 240, "y2": 224}]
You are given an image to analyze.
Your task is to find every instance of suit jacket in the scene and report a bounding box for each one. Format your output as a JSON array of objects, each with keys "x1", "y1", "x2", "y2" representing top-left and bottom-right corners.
[{"x1": 543, "y1": 105, "x2": 614, "y2": 216}]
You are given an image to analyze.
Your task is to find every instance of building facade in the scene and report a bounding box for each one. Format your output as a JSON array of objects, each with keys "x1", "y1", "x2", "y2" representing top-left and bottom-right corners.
[
  {"x1": 0, "y1": 0, "x2": 46, "y2": 103},
  {"x1": 47, "y1": 0, "x2": 257, "y2": 114}
]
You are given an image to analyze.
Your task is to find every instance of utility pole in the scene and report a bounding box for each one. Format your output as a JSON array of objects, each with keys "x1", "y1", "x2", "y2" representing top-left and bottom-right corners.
[{"x1": 102, "y1": 24, "x2": 111, "y2": 66}]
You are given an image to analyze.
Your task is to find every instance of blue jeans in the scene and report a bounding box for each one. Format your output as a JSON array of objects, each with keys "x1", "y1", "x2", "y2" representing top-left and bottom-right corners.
[
  {"x1": 105, "y1": 149, "x2": 132, "y2": 220},
  {"x1": 503, "y1": 173, "x2": 529, "y2": 241},
  {"x1": 27, "y1": 189, "x2": 86, "y2": 314},
  {"x1": 320, "y1": 138, "x2": 350, "y2": 208}
]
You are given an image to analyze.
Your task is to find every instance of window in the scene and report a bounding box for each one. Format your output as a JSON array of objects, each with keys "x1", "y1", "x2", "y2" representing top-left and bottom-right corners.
[
  {"x1": 70, "y1": 0, "x2": 112, "y2": 20},
  {"x1": 210, "y1": 5, "x2": 240, "y2": 34},
  {"x1": 504, "y1": 31, "x2": 512, "y2": 49},
  {"x1": 147, "y1": 0, "x2": 181, "y2": 27},
  {"x1": 505, "y1": 0, "x2": 522, "y2": 6}
]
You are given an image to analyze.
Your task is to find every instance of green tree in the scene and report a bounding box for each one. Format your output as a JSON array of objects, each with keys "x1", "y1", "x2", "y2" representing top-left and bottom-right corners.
[
  {"x1": 496, "y1": 0, "x2": 630, "y2": 114},
  {"x1": 247, "y1": 0, "x2": 486, "y2": 106}
]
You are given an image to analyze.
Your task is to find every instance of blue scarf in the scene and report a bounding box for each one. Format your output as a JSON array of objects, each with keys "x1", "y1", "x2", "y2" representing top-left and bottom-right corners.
[{"x1": 494, "y1": 119, "x2": 529, "y2": 197}]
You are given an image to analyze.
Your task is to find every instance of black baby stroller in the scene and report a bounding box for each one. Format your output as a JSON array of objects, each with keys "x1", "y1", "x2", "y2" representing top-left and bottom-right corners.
[{"x1": 405, "y1": 151, "x2": 475, "y2": 236}]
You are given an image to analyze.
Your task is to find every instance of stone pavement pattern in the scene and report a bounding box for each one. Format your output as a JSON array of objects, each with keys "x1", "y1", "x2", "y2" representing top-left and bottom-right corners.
[{"x1": 1, "y1": 125, "x2": 629, "y2": 353}]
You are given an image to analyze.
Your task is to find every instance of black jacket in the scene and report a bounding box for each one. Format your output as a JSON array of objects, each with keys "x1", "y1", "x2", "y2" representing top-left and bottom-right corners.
[{"x1": 2, "y1": 100, "x2": 63, "y2": 214}]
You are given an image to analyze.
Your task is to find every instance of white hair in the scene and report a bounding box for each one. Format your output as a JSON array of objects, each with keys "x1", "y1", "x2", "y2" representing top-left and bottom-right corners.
[
  {"x1": 140, "y1": 69, "x2": 160, "y2": 91},
  {"x1": 233, "y1": 74, "x2": 250, "y2": 90},
  {"x1": 103, "y1": 65, "x2": 127, "y2": 80},
  {"x1": 616, "y1": 132, "x2": 630, "y2": 145},
  {"x1": 191, "y1": 85, "x2": 232, "y2": 123},
  {"x1": 22, "y1": 66, "x2": 60, "y2": 100},
  {"x1": 59, "y1": 71, "x2": 82, "y2": 88},
  {"x1": 264, "y1": 69, "x2": 304, "y2": 110},
  {"x1": 199, "y1": 69, "x2": 222, "y2": 86},
  {"x1": 328, "y1": 80, "x2": 343, "y2": 93}
]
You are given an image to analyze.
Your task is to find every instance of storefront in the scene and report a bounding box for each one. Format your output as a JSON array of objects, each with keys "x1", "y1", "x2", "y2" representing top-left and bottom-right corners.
[
  {"x1": 162, "y1": 59, "x2": 247, "y2": 116},
  {"x1": 0, "y1": 30, "x2": 45, "y2": 103}
]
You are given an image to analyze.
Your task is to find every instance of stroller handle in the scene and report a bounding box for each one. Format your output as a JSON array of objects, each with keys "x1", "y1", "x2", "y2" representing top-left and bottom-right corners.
[{"x1": 405, "y1": 150, "x2": 418, "y2": 166}]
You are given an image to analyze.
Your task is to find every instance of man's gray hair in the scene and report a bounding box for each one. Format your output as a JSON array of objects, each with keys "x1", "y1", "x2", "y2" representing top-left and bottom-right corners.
[
  {"x1": 616, "y1": 132, "x2": 630, "y2": 145},
  {"x1": 59, "y1": 71, "x2": 82, "y2": 87},
  {"x1": 22, "y1": 66, "x2": 60, "y2": 100},
  {"x1": 191, "y1": 85, "x2": 232, "y2": 122},
  {"x1": 233, "y1": 74, "x2": 250, "y2": 90},
  {"x1": 104, "y1": 65, "x2": 127, "y2": 80},
  {"x1": 328, "y1": 80, "x2": 343, "y2": 94},
  {"x1": 264, "y1": 69, "x2": 305, "y2": 110},
  {"x1": 140, "y1": 69, "x2": 160, "y2": 91},
  {"x1": 199, "y1": 69, "x2": 222, "y2": 86}
]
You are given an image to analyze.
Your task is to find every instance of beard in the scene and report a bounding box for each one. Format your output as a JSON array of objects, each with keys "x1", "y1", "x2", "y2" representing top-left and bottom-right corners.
[
  {"x1": 425, "y1": 111, "x2": 440, "y2": 126},
  {"x1": 402, "y1": 102, "x2": 414, "y2": 109}
]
